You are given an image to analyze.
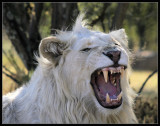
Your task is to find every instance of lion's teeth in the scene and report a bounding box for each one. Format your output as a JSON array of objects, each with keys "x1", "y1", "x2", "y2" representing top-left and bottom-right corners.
[
  {"x1": 111, "y1": 98, "x2": 118, "y2": 101},
  {"x1": 110, "y1": 70, "x2": 113, "y2": 74},
  {"x1": 121, "y1": 68, "x2": 124, "y2": 77},
  {"x1": 111, "y1": 77, "x2": 115, "y2": 84},
  {"x1": 106, "y1": 93, "x2": 111, "y2": 103},
  {"x1": 117, "y1": 92, "x2": 122, "y2": 101},
  {"x1": 98, "y1": 71, "x2": 101, "y2": 75},
  {"x1": 102, "y1": 70, "x2": 108, "y2": 83}
]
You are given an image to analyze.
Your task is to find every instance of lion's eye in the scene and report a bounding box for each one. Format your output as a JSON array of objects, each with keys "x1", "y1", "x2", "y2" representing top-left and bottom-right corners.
[{"x1": 80, "y1": 48, "x2": 91, "y2": 52}]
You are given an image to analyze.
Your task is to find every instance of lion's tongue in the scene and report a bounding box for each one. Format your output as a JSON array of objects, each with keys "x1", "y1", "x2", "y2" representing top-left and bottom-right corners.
[{"x1": 96, "y1": 74, "x2": 119, "y2": 96}]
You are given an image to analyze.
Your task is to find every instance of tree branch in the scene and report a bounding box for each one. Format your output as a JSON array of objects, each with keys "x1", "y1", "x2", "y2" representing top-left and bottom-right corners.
[
  {"x1": 90, "y1": 3, "x2": 110, "y2": 27},
  {"x1": 138, "y1": 70, "x2": 157, "y2": 94},
  {"x1": 2, "y1": 65, "x2": 16, "y2": 77},
  {"x1": 3, "y1": 71, "x2": 21, "y2": 85}
]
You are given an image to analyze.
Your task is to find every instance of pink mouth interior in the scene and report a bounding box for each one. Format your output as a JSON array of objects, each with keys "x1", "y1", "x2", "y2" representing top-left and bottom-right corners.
[
  {"x1": 96, "y1": 73, "x2": 121, "y2": 97},
  {"x1": 91, "y1": 68, "x2": 122, "y2": 108}
]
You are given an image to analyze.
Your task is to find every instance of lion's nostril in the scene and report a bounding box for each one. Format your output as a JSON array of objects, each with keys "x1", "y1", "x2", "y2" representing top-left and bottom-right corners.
[{"x1": 103, "y1": 51, "x2": 121, "y2": 63}]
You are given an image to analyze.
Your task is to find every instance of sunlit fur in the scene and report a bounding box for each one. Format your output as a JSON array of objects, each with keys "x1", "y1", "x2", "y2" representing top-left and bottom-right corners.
[{"x1": 2, "y1": 14, "x2": 138, "y2": 124}]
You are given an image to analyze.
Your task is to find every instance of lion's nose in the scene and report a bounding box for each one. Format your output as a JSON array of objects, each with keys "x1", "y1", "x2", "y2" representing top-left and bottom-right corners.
[{"x1": 103, "y1": 51, "x2": 121, "y2": 63}]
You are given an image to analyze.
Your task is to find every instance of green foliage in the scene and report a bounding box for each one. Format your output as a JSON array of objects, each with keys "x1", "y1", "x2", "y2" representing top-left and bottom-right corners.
[
  {"x1": 3, "y1": 2, "x2": 157, "y2": 88},
  {"x1": 78, "y1": 3, "x2": 117, "y2": 32},
  {"x1": 125, "y1": 3, "x2": 157, "y2": 51},
  {"x1": 39, "y1": 3, "x2": 52, "y2": 38},
  {"x1": 78, "y1": 3, "x2": 157, "y2": 52},
  {"x1": 37, "y1": 3, "x2": 157, "y2": 51}
]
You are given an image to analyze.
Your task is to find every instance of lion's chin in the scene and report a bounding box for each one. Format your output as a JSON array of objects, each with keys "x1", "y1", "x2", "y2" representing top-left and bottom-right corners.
[{"x1": 90, "y1": 65, "x2": 127, "y2": 109}]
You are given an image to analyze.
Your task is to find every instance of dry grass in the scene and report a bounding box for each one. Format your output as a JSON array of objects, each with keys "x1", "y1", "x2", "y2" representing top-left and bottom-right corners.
[
  {"x1": 129, "y1": 70, "x2": 158, "y2": 124},
  {"x1": 2, "y1": 34, "x2": 28, "y2": 95},
  {"x1": 134, "y1": 96, "x2": 158, "y2": 123}
]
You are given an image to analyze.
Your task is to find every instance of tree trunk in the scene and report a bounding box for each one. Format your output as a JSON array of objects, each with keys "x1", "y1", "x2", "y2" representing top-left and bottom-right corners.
[
  {"x1": 28, "y1": 3, "x2": 43, "y2": 59},
  {"x1": 3, "y1": 3, "x2": 78, "y2": 70},
  {"x1": 51, "y1": 3, "x2": 79, "y2": 34},
  {"x1": 3, "y1": 3, "x2": 43, "y2": 70},
  {"x1": 110, "y1": 3, "x2": 129, "y2": 30}
]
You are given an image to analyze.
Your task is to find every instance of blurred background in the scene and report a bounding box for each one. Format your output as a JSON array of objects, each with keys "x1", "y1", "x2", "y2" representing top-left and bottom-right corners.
[{"x1": 2, "y1": 2, "x2": 158, "y2": 123}]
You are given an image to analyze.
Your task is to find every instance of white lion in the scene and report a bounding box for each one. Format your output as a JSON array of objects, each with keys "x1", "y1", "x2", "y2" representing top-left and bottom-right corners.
[{"x1": 2, "y1": 14, "x2": 138, "y2": 124}]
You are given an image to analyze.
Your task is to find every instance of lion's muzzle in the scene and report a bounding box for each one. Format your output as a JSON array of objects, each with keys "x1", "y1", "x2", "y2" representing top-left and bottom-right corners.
[{"x1": 91, "y1": 65, "x2": 127, "y2": 109}]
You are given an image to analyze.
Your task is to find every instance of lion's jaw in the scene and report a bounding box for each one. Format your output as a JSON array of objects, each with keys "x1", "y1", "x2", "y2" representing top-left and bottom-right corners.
[{"x1": 56, "y1": 30, "x2": 130, "y2": 115}]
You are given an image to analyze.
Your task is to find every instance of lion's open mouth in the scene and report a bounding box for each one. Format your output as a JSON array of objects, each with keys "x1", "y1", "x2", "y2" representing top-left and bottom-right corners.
[{"x1": 91, "y1": 65, "x2": 126, "y2": 109}]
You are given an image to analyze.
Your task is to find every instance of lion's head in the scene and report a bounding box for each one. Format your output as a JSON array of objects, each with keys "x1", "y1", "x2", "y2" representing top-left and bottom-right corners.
[{"x1": 38, "y1": 15, "x2": 136, "y2": 117}]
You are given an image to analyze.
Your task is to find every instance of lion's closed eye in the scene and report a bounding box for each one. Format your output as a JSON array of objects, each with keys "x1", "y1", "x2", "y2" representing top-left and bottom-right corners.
[
  {"x1": 80, "y1": 48, "x2": 91, "y2": 52},
  {"x1": 115, "y1": 43, "x2": 120, "y2": 46}
]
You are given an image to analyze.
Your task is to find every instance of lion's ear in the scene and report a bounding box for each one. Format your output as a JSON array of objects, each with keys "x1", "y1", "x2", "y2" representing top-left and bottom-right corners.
[
  {"x1": 39, "y1": 36, "x2": 66, "y2": 64},
  {"x1": 109, "y1": 29, "x2": 128, "y2": 46}
]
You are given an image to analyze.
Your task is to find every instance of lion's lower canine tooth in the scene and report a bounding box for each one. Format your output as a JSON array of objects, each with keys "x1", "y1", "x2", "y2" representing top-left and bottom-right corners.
[
  {"x1": 106, "y1": 93, "x2": 111, "y2": 103},
  {"x1": 98, "y1": 71, "x2": 101, "y2": 75},
  {"x1": 102, "y1": 70, "x2": 108, "y2": 83},
  {"x1": 117, "y1": 92, "x2": 122, "y2": 101},
  {"x1": 111, "y1": 77, "x2": 115, "y2": 84},
  {"x1": 121, "y1": 69, "x2": 124, "y2": 77},
  {"x1": 110, "y1": 70, "x2": 113, "y2": 74}
]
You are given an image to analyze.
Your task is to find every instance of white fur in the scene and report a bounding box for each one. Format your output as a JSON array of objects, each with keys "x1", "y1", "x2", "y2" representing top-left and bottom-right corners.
[{"x1": 2, "y1": 14, "x2": 138, "y2": 124}]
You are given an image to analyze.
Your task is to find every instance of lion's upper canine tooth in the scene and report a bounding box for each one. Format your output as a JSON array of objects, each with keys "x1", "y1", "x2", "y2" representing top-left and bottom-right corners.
[
  {"x1": 117, "y1": 92, "x2": 122, "y2": 101},
  {"x1": 106, "y1": 93, "x2": 111, "y2": 103},
  {"x1": 102, "y1": 70, "x2": 108, "y2": 83}
]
